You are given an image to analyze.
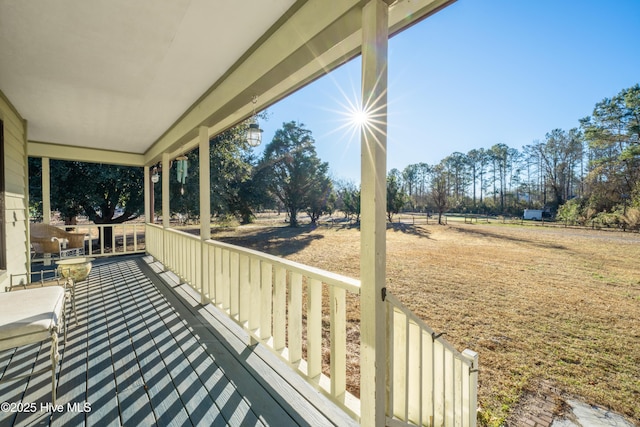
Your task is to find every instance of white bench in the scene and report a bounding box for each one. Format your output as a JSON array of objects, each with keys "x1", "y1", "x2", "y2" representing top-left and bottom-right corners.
[{"x1": 0, "y1": 286, "x2": 67, "y2": 404}]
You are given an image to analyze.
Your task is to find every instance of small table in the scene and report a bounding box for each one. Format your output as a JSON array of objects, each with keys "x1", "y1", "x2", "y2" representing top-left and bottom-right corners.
[{"x1": 56, "y1": 257, "x2": 94, "y2": 324}]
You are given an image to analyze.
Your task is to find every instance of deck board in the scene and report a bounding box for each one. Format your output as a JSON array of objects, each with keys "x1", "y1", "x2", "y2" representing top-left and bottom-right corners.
[
  {"x1": 55, "y1": 284, "x2": 90, "y2": 427},
  {"x1": 0, "y1": 255, "x2": 357, "y2": 427}
]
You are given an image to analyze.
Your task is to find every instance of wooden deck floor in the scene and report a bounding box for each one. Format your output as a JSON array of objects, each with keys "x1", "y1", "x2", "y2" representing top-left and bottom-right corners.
[{"x1": 0, "y1": 255, "x2": 358, "y2": 427}]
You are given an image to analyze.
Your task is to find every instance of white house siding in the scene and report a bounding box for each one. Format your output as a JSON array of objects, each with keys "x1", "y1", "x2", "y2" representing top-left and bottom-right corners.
[{"x1": 0, "y1": 93, "x2": 29, "y2": 291}]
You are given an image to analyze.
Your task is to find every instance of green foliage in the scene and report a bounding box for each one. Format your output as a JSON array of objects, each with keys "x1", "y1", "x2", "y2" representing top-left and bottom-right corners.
[
  {"x1": 623, "y1": 207, "x2": 640, "y2": 231},
  {"x1": 158, "y1": 123, "x2": 266, "y2": 224},
  {"x1": 556, "y1": 198, "x2": 587, "y2": 224},
  {"x1": 594, "y1": 211, "x2": 624, "y2": 228},
  {"x1": 28, "y1": 157, "x2": 43, "y2": 220},
  {"x1": 29, "y1": 158, "x2": 144, "y2": 225},
  {"x1": 579, "y1": 84, "x2": 640, "y2": 216},
  {"x1": 336, "y1": 180, "x2": 361, "y2": 221},
  {"x1": 305, "y1": 176, "x2": 333, "y2": 224},
  {"x1": 392, "y1": 83, "x2": 638, "y2": 223},
  {"x1": 386, "y1": 169, "x2": 407, "y2": 222},
  {"x1": 430, "y1": 163, "x2": 449, "y2": 224},
  {"x1": 257, "y1": 121, "x2": 331, "y2": 227},
  {"x1": 534, "y1": 128, "x2": 583, "y2": 211}
]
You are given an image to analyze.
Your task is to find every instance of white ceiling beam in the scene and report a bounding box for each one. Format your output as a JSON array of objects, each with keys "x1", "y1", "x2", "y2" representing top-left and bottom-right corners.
[{"x1": 28, "y1": 141, "x2": 144, "y2": 166}]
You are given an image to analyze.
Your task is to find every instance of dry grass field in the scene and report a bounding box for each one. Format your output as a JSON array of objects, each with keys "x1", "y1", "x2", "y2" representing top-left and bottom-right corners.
[{"x1": 208, "y1": 219, "x2": 640, "y2": 426}]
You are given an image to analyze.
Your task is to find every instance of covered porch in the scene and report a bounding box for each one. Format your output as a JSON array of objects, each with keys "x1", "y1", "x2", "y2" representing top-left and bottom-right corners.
[
  {"x1": 1, "y1": 1, "x2": 477, "y2": 425},
  {"x1": 0, "y1": 255, "x2": 356, "y2": 426}
]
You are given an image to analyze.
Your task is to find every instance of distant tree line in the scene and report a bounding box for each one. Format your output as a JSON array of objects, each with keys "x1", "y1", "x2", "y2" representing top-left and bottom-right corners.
[
  {"x1": 359, "y1": 84, "x2": 639, "y2": 229},
  {"x1": 30, "y1": 84, "x2": 639, "y2": 230}
]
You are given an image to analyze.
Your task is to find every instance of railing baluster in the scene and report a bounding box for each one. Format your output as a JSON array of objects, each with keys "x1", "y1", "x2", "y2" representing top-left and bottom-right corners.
[
  {"x1": 99, "y1": 226, "x2": 105, "y2": 256},
  {"x1": 133, "y1": 224, "x2": 138, "y2": 252},
  {"x1": 260, "y1": 262, "x2": 273, "y2": 341},
  {"x1": 273, "y1": 266, "x2": 287, "y2": 352},
  {"x1": 239, "y1": 254, "x2": 249, "y2": 325},
  {"x1": 307, "y1": 278, "x2": 322, "y2": 380},
  {"x1": 455, "y1": 357, "x2": 463, "y2": 426},
  {"x1": 196, "y1": 239, "x2": 201, "y2": 289},
  {"x1": 210, "y1": 244, "x2": 216, "y2": 302},
  {"x1": 330, "y1": 285, "x2": 346, "y2": 401},
  {"x1": 214, "y1": 246, "x2": 222, "y2": 307},
  {"x1": 222, "y1": 249, "x2": 230, "y2": 311},
  {"x1": 202, "y1": 243, "x2": 211, "y2": 301},
  {"x1": 445, "y1": 349, "x2": 453, "y2": 425},
  {"x1": 385, "y1": 301, "x2": 394, "y2": 421},
  {"x1": 391, "y1": 307, "x2": 406, "y2": 419},
  {"x1": 404, "y1": 316, "x2": 410, "y2": 422},
  {"x1": 424, "y1": 328, "x2": 434, "y2": 424},
  {"x1": 288, "y1": 272, "x2": 302, "y2": 364},
  {"x1": 188, "y1": 237, "x2": 193, "y2": 283},
  {"x1": 407, "y1": 319, "x2": 421, "y2": 424},
  {"x1": 462, "y1": 349, "x2": 479, "y2": 427},
  {"x1": 249, "y1": 258, "x2": 261, "y2": 332},
  {"x1": 419, "y1": 324, "x2": 424, "y2": 426},
  {"x1": 230, "y1": 251, "x2": 240, "y2": 318}
]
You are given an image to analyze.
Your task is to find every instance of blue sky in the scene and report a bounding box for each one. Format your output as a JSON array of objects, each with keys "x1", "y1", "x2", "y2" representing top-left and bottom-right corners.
[{"x1": 257, "y1": 0, "x2": 640, "y2": 183}]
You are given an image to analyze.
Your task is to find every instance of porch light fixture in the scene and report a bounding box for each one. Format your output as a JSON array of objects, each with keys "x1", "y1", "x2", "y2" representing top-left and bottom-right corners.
[
  {"x1": 246, "y1": 95, "x2": 263, "y2": 147},
  {"x1": 151, "y1": 166, "x2": 160, "y2": 184}
]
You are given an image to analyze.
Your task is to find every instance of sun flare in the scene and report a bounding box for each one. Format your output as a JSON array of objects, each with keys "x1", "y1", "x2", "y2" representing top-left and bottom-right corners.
[{"x1": 351, "y1": 108, "x2": 371, "y2": 127}]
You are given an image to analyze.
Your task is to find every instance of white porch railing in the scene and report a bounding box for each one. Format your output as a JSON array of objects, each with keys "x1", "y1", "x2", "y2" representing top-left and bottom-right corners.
[
  {"x1": 145, "y1": 223, "x2": 478, "y2": 426},
  {"x1": 33, "y1": 223, "x2": 146, "y2": 260},
  {"x1": 385, "y1": 293, "x2": 478, "y2": 427}
]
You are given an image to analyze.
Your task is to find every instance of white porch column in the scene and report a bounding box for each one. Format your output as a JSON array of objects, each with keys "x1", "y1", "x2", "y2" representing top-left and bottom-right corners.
[
  {"x1": 41, "y1": 157, "x2": 51, "y2": 224},
  {"x1": 161, "y1": 152, "x2": 170, "y2": 267},
  {"x1": 41, "y1": 157, "x2": 52, "y2": 265},
  {"x1": 144, "y1": 166, "x2": 150, "y2": 223},
  {"x1": 360, "y1": 1, "x2": 389, "y2": 426},
  {"x1": 199, "y1": 126, "x2": 211, "y2": 240},
  {"x1": 199, "y1": 126, "x2": 210, "y2": 304},
  {"x1": 162, "y1": 152, "x2": 170, "y2": 228}
]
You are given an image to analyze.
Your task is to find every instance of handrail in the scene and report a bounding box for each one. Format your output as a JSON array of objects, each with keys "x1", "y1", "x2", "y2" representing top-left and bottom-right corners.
[
  {"x1": 205, "y1": 238, "x2": 361, "y2": 294},
  {"x1": 145, "y1": 223, "x2": 478, "y2": 426},
  {"x1": 385, "y1": 292, "x2": 478, "y2": 427},
  {"x1": 32, "y1": 223, "x2": 146, "y2": 260},
  {"x1": 146, "y1": 224, "x2": 361, "y2": 418}
]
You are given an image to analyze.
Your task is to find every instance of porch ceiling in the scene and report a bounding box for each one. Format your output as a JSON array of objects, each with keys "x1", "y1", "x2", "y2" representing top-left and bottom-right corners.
[{"x1": 0, "y1": 0, "x2": 454, "y2": 165}]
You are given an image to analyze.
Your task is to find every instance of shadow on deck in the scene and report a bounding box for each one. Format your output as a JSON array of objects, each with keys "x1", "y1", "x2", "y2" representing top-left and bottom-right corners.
[{"x1": 0, "y1": 255, "x2": 357, "y2": 427}]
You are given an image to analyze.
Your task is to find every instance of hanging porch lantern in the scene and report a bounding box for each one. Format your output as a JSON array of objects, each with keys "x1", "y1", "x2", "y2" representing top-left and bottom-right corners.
[
  {"x1": 246, "y1": 95, "x2": 263, "y2": 147},
  {"x1": 247, "y1": 123, "x2": 263, "y2": 147},
  {"x1": 151, "y1": 166, "x2": 160, "y2": 183}
]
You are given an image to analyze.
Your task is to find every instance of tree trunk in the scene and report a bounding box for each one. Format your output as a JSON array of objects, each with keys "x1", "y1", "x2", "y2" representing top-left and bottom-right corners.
[{"x1": 289, "y1": 207, "x2": 298, "y2": 227}]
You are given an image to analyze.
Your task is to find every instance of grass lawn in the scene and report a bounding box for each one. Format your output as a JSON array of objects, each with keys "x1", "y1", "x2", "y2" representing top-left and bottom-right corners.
[{"x1": 207, "y1": 219, "x2": 640, "y2": 426}]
